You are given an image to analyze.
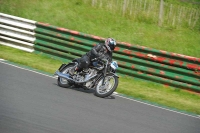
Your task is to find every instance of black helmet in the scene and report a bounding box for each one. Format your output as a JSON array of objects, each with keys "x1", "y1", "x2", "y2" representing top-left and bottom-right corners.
[{"x1": 104, "y1": 38, "x2": 116, "y2": 52}]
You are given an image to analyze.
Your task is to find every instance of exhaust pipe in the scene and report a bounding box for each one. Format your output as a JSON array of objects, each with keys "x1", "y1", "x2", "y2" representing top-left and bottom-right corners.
[
  {"x1": 55, "y1": 71, "x2": 97, "y2": 84},
  {"x1": 55, "y1": 71, "x2": 74, "y2": 82}
]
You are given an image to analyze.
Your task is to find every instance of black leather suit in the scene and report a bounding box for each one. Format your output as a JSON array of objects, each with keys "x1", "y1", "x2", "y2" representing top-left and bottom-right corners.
[{"x1": 76, "y1": 43, "x2": 112, "y2": 71}]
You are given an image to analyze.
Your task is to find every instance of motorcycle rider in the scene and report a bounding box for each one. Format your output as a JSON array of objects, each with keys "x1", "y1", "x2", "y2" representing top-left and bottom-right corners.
[{"x1": 69, "y1": 37, "x2": 117, "y2": 76}]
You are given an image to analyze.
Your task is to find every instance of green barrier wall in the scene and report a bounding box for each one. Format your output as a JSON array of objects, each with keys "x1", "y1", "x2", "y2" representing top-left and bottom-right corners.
[{"x1": 34, "y1": 22, "x2": 200, "y2": 92}]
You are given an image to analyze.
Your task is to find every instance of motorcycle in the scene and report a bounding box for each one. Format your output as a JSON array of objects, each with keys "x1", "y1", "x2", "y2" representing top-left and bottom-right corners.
[{"x1": 54, "y1": 58, "x2": 119, "y2": 98}]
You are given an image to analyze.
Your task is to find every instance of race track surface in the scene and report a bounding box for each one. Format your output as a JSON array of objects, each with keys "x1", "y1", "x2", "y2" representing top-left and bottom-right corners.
[{"x1": 0, "y1": 61, "x2": 199, "y2": 133}]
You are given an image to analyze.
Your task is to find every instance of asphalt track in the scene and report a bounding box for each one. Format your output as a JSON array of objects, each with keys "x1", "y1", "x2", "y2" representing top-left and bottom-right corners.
[{"x1": 0, "y1": 60, "x2": 200, "y2": 133}]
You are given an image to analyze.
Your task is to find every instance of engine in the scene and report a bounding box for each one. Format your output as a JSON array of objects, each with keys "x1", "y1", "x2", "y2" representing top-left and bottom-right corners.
[{"x1": 84, "y1": 69, "x2": 98, "y2": 88}]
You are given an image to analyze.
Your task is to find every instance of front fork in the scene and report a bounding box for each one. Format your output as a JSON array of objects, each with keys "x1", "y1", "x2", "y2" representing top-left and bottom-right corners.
[{"x1": 102, "y1": 60, "x2": 108, "y2": 86}]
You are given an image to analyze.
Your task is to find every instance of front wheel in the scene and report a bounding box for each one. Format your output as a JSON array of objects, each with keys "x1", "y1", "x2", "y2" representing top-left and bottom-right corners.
[
  {"x1": 57, "y1": 64, "x2": 75, "y2": 88},
  {"x1": 94, "y1": 73, "x2": 118, "y2": 98}
]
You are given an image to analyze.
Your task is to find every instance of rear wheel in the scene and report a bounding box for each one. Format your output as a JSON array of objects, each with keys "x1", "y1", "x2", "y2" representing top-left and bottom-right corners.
[
  {"x1": 57, "y1": 64, "x2": 75, "y2": 88},
  {"x1": 94, "y1": 73, "x2": 118, "y2": 98}
]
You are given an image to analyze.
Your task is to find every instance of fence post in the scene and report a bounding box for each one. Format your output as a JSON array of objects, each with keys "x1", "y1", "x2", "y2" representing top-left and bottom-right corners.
[
  {"x1": 92, "y1": 0, "x2": 96, "y2": 7},
  {"x1": 158, "y1": 0, "x2": 164, "y2": 26},
  {"x1": 123, "y1": 0, "x2": 127, "y2": 16}
]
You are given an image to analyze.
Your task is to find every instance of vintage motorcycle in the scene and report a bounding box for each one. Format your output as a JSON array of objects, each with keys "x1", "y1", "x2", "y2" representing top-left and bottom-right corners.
[{"x1": 55, "y1": 58, "x2": 119, "y2": 98}]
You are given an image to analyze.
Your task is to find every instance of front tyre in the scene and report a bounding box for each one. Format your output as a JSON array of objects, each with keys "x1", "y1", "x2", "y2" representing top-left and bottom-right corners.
[
  {"x1": 94, "y1": 73, "x2": 118, "y2": 98},
  {"x1": 57, "y1": 64, "x2": 75, "y2": 88}
]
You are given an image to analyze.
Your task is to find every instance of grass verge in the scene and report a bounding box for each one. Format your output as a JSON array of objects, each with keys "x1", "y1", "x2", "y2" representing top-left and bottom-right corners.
[
  {"x1": 1, "y1": 45, "x2": 200, "y2": 115},
  {"x1": 0, "y1": 0, "x2": 200, "y2": 58}
]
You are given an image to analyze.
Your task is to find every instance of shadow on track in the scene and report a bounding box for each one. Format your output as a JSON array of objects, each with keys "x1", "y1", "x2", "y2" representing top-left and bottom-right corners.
[{"x1": 52, "y1": 83, "x2": 116, "y2": 99}]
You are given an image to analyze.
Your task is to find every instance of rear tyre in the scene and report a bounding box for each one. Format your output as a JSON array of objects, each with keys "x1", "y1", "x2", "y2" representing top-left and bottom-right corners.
[
  {"x1": 57, "y1": 64, "x2": 75, "y2": 88},
  {"x1": 94, "y1": 73, "x2": 118, "y2": 98}
]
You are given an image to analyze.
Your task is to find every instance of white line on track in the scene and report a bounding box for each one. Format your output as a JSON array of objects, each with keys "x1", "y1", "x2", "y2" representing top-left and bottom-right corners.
[
  {"x1": 0, "y1": 60, "x2": 56, "y2": 79},
  {"x1": 0, "y1": 60, "x2": 200, "y2": 120},
  {"x1": 112, "y1": 94, "x2": 200, "y2": 119}
]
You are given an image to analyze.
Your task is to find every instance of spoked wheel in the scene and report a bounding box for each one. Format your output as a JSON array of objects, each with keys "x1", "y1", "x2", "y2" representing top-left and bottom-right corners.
[
  {"x1": 57, "y1": 64, "x2": 75, "y2": 88},
  {"x1": 94, "y1": 73, "x2": 118, "y2": 98}
]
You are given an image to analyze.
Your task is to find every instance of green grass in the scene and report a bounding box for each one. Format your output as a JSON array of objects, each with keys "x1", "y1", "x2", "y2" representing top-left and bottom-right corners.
[
  {"x1": 0, "y1": 46, "x2": 62, "y2": 73},
  {"x1": 0, "y1": 0, "x2": 200, "y2": 57},
  {"x1": 1, "y1": 45, "x2": 200, "y2": 115},
  {"x1": 164, "y1": 0, "x2": 200, "y2": 8},
  {"x1": 118, "y1": 77, "x2": 200, "y2": 115}
]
